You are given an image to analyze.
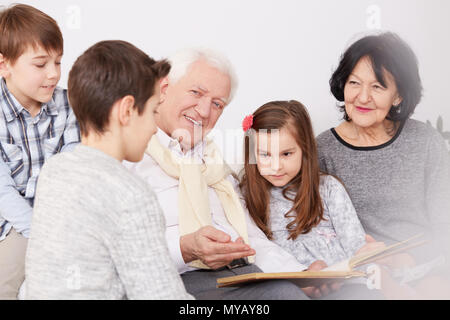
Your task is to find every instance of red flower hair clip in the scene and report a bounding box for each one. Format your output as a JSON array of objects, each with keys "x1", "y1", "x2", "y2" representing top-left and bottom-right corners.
[{"x1": 242, "y1": 114, "x2": 254, "y2": 132}]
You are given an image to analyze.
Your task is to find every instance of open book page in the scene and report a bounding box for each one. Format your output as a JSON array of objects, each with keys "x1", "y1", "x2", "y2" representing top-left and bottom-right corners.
[{"x1": 323, "y1": 258, "x2": 352, "y2": 272}]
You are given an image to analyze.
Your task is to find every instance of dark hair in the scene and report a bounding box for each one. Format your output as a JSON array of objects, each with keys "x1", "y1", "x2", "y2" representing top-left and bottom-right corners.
[
  {"x1": 239, "y1": 100, "x2": 324, "y2": 240},
  {"x1": 0, "y1": 4, "x2": 63, "y2": 64},
  {"x1": 68, "y1": 40, "x2": 170, "y2": 136},
  {"x1": 330, "y1": 32, "x2": 422, "y2": 123}
]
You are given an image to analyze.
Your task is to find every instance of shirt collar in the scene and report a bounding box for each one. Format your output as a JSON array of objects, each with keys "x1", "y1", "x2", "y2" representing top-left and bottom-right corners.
[
  {"x1": 0, "y1": 78, "x2": 59, "y2": 122},
  {"x1": 44, "y1": 95, "x2": 59, "y2": 116},
  {"x1": 156, "y1": 127, "x2": 206, "y2": 160},
  {"x1": 1, "y1": 78, "x2": 23, "y2": 122}
]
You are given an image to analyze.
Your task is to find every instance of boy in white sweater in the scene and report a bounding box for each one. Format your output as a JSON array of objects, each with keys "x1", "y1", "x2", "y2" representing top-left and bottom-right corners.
[{"x1": 25, "y1": 40, "x2": 193, "y2": 300}]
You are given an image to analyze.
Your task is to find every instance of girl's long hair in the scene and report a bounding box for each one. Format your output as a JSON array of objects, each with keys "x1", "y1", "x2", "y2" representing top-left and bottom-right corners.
[{"x1": 239, "y1": 100, "x2": 324, "y2": 240}]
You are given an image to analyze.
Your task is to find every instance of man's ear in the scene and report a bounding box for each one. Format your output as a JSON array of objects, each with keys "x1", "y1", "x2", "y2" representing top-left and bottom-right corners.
[
  {"x1": 159, "y1": 76, "x2": 169, "y2": 103},
  {"x1": 0, "y1": 53, "x2": 11, "y2": 78},
  {"x1": 116, "y1": 95, "x2": 136, "y2": 126}
]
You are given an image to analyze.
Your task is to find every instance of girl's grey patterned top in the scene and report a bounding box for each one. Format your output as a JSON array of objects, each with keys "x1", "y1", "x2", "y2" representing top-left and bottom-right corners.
[
  {"x1": 269, "y1": 175, "x2": 366, "y2": 267},
  {"x1": 25, "y1": 144, "x2": 193, "y2": 300}
]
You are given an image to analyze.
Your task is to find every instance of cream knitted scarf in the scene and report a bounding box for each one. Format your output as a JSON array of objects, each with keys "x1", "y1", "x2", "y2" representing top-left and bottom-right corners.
[{"x1": 146, "y1": 135, "x2": 254, "y2": 269}]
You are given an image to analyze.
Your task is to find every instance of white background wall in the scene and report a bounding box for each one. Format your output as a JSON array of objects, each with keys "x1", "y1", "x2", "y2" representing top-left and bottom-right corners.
[{"x1": 6, "y1": 0, "x2": 450, "y2": 165}]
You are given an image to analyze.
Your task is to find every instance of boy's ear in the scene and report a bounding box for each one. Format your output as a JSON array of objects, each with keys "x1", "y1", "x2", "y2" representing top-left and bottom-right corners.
[
  {"x1": 0, "y1": 53, "x2": 11, "y2": 78},
  {"x1": 116, "y1": 95, "x2": 136, "y2": 126},
  {"x1": 159, "y1": 76, "x2": 169, "y2": 103}
]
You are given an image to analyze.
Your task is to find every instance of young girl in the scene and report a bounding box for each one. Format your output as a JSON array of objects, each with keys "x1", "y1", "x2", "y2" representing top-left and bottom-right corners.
[{"x1": 240, "y1": 100, "x2": 376, "y2": 271}]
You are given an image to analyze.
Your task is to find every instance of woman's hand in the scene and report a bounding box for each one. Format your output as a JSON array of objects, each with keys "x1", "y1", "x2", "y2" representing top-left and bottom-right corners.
[
  {"x1": 379, "y1": 253, "x2": 416, "y2": 269},
  {"x1": 357, "y1": 234, "x2": 416, "y2": 269},
  {"x1": 355, "y1": 234, "x2": 386, "y2": 256}
]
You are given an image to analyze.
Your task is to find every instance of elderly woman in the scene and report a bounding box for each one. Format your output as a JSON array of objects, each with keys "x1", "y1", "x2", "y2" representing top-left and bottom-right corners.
[{"x1": 316, "y1": 32, "x2": 450, "y2": 298}]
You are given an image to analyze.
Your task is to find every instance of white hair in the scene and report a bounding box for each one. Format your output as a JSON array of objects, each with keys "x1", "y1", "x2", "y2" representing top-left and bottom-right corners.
[{"x1": 167, "y1": 47, "x2": 238, "y2": 104}]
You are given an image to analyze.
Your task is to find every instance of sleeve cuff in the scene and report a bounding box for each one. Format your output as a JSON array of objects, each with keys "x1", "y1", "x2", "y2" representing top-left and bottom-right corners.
[{"x1": 165, "y1": 226, "x2": 194, "y2": 274}]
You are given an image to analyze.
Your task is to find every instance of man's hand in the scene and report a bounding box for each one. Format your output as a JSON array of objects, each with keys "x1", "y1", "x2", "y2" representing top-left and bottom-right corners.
[
  {"x1": 302, "y1": 260, "x2": 342, "y2": 298},
  {"x1": 180, "y1": 226, "x2": 256, "y2": 270}
]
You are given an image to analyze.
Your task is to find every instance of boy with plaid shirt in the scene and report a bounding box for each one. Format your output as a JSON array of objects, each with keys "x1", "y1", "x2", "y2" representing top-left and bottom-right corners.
[{"x1": 0, "y1": 4, "x2": 80, "y2": 299}]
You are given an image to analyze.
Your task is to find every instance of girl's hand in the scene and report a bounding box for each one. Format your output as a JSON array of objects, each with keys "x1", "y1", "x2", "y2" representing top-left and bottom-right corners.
[
  {"x1": 302, "y1": 260, "x2": 342, "y2": 298},
  {"x1": 308, "y1": 260, "x2": 328, "y2": 271}
]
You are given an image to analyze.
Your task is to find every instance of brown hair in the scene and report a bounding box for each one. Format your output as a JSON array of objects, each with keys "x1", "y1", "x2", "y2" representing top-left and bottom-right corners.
[
  {"x1": 0, "y1": 4, "x2": 63, "y2": 64},
  {"x1": 239, "y1": 100, "x2": 324, "y2": 240},
  {"x1": 68, "y1": 40, "x2": 170, "y2": 136}
]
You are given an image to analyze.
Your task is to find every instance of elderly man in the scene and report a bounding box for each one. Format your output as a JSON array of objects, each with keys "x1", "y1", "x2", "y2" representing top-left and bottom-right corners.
[{"x1": 125, "y1": 48, "x2": 310, "y2": 299}]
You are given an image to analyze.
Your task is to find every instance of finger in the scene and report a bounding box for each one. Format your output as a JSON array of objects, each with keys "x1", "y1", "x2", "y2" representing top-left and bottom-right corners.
[
  {"x1": 363, "y1": 243, "x2": 381, "y2": 252},
  {"x1": 374, "y1": 241, "x2": 385, "y2": 249},
  {"x1": 330, "y1": 281, "x2": 342, "y2": 292},
  {"x1": 302, "y1": 287, "x2": 315, "y2": 298},
  {"x1": 369, "y1": 242, "x2": 386, "y2": 253},
  {"x1": 308, "y1": 260, "x2": 327, "y2": 271},
  {"x1": 201, "y1": 226, "x2": 232, "y2": 243},
  {"x1": 358, "y1": 242, "x2": 385, "y2": 255},
  {"x1": 314, "y1": 288, "x2": 322, "y2": 298},
  {"x1": 320, "y1": 283, "x2": 330, "y2": 296},
  {"x1": 303, "y1": 286, "x2": 323, "y2": 299},
  {"x1": 234, "y1": 237, "x2": 245, "y2": 244},
  {"x1": 204, "y1": 250, "x2": 255, "y2": 269},
  {"x1": 208, "y1": 248, "x2": 256, "y2": 263},
  {"x1": 210, "y1": 240, "x2": 253, "y2": 255}
]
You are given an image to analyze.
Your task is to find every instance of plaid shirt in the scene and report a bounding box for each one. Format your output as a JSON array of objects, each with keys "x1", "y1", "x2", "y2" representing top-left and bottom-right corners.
[{"x1": 0, "y1": 78, "x2": 80, "y2": 240}]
